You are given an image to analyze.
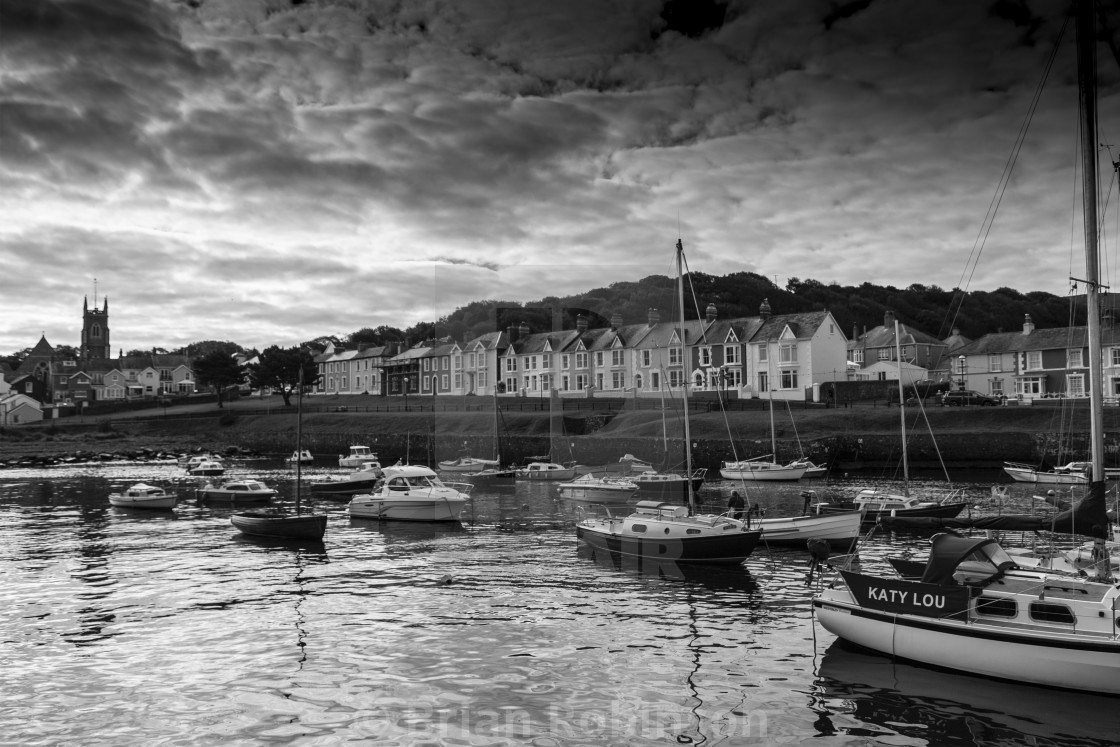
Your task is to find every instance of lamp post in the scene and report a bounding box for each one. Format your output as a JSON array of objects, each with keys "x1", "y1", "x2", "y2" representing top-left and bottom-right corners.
[{"x1": 958, "y1": 355, "x2": 967, "y2": 391}]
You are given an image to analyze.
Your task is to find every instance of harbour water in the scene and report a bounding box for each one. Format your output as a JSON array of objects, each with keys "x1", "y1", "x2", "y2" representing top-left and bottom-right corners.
[{"x1": 2, "y1": 460, "x2": 1117, "y2": 746}]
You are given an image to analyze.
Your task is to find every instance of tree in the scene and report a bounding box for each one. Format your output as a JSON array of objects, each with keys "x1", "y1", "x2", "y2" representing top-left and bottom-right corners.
[
  {"x1": 184, "y1": 340, "x2": 243, "y2": 359},
  {"x1": 248, "y1": 346, "x2": 321, "y2": 407},
  {"x1": 192, "y1": 350, "x2": 244, "y2": 408}
]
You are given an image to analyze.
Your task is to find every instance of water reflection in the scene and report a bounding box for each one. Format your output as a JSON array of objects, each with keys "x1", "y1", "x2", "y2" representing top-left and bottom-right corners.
[{"x1": 813, "y1": 641, "x2": 1119, "y2": 745}]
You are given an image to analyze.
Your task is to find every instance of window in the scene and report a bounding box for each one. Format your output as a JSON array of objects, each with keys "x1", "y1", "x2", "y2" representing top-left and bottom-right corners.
[
  {"x1": 1067, "y1": 374, "x2": 1085, "y2": 397},
  {"x1": 700, "y1": 347, "x2": 712, "y2": 366},
  {"x1": 1018, "y1": 377, "x2": 1044, "y2": 396},
  {"x1": 612, "y1": 371, "x2": 625, "y2": 389},
  {"x1": 1112, "y1": 348, "x2": 1120, "y2": 367},
  {"x1": 478, "y1": 371, "x2": 487, "y2": 387},
  {"x1": 1026, "y1": 351, "x2": 1042, "y2": 370},
  {"x1": 975, "y1": 596, "x2": 1017, "y2": 618},
  {"x1": 523, "y1": 356, "x2": 530, "y2": 370},
  {"x1": 541, "y1": 354, "x2": 551, "y2": 369},
  {"x1": 756, "y1": 344, "x2": 768, "y2": 362},
  {"x1": 468, "y1": 352, "x2": 476, "y2": 369},
  {"x1": 641, "y1": 350, "x2": 651, "y2": 367},
  {"x1": 541, "y1": 374, "x2": 550, "y2": 391},
  {"x1": 562, "y1": 354, "x2": 570, "y2": 369},
  {"x1": 758, "y1": 371, "x2": 768, "y2": 392},
  {"x1": 724, "y1": 345, "x2": 740, "y2": 365},
  {"x1": 611, "y1": 350, "x2": 623, "y2": 366},
  {"x1": 1029, "y1": 602, "x2": 1075, "y2": 625},
  {"x1": 443, "y1": 358, "x2": 449, "y2": 370},
  {"x1": 651, "y1": 371, "x2": 660, "y2": 390},
  {"x1": 988, "y1": 354, "x2": 1001, "y2": 373},
  {"x1": 990, "y1": 379, "x2": 1004, "y2": 396},
  {"x1": 595, "y1": 373, "x2": 603, "y2": 390},
  {"x1": 576, "y1": 374, "x2": 588, "y2": 390},
  {"x1": 669, "y1": 347, "x2": 681, "y2": 366},
  {"x1": 595, "y1": 352, "x2": 604, "y2": 367},
  {"x1": 576, "y1": 352, "x2": 588, "y2": 369},
  {"x1": 562, "y1": 374, "x2": 570, "y2": 391},
  {"x1": 1068, "y1": 349, "x2": 1084, "y2": 368},
  {"x1": 423, "y1": 359, "x2": 430, "y2": 371},
  {"x1": 423, "y1": 375, "x2": 430, "y2": 390},
  {"x1": 781, "y1": 370, "x2": 798, "y2": 389},
  {"x1": 852, "y1": 349, "x2": 864, "y2": 364},
  {"x1": 779, "y1": 343, "x2": 797, "y2": 365},
  {"x1": 507, "y1": 357, "x2": 517, "y2": 373},
  {"x1": 877, "y1": 348, "x2": 890, "y2": 361},
  {"x1": 668, "y1": 370, "x2": 683, "y2": 387},
  {"x1": 441, "y1": 374, "x2": 449, "y2": 389}
]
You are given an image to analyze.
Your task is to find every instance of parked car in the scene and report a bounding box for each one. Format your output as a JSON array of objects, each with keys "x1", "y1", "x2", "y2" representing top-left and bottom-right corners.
[{"x1": 942, "y1": 390, "x2": 999, "y2": 406}]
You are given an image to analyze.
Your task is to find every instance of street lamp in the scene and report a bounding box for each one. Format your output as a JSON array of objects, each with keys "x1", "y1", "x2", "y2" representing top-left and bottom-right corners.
[{"x1": 958, "y1": 355, "x2": 967, "y2": 391}]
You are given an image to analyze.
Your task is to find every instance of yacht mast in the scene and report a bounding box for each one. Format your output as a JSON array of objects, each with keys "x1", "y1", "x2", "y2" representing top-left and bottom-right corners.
[
  {"x1": 894, "y1": 320, "x2": 910, "y2": 497},
  {"x1": 677, "y1": 239, "x2": 696, "y2": 514}
]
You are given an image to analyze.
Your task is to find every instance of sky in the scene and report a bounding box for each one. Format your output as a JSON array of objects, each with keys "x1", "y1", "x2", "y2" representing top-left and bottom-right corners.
[{"x1": 3, "y1": 0, "x2": 1120, "y2": 356}]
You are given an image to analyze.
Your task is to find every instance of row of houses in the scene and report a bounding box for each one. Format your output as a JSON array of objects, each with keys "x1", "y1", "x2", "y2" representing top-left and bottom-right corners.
[{"x1": 313, "y1": 302, "x2": 851, "y2": 402}]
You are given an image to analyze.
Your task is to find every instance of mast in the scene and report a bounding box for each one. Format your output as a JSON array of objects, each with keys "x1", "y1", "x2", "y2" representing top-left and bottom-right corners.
[
  {"x1": 295, "y1": 353, "x2": 305, "y2": 514},
  {"x1": 677, "y1": 239, "x2": 696, "y2": 514},
  {"x1": 894, "y1": 320, "x2": 910, "y2": 496},
  {"x1": 1076, "y1": 0, "x2": 1110, "y2": 579}
]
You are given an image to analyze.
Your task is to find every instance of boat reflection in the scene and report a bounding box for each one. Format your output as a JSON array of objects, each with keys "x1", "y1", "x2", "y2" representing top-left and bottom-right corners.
[
  {"x1": 577, "y1": 542, "x2": 758, "y2": 593},
  {"x1": 812, "y1": 641, "x2": 1119, "y2": 745}
]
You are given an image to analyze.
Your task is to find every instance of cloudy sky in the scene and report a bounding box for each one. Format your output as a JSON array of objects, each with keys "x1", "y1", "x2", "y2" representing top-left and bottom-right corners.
[{"x1": 3, "y1": 0, "x2": 1120, "y2": 356}]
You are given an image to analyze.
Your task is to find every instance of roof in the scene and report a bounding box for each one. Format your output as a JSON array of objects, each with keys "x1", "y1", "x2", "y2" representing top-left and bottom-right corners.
[
  {"x1": 952, "y1": 325, "x2": 1120, "y2": 356},
  {"x1": 750, "y1": 311, "x2": 833, "y2": 342},
  {"x1": 856, "y1": 321, "x2": 944, "y2": 349}
]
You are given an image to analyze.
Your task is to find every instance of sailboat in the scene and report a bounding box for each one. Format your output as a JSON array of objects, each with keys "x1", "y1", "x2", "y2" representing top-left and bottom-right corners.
[
  {"x1": 575, "y1": 239, "x2": 762, "y2": 564},
  {"x1": 231, "y1": 354, "x2": 327, "y2": 540},
  {"x1": 814, "y1": 0, "x2": 1119, "y2": 693},
  {"x1": 720, "y1": 389, "x2": 808, "y2": 480},
  {"x1": 464, "y1": 391, "x2": 517, "y2": 482},
  {"x1": 815, "y1": 320, "x2": 969, "y2": 524}
]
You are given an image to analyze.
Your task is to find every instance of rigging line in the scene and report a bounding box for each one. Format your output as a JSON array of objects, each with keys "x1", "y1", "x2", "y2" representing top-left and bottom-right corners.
[{"x1": 945, "y1": 11, "x2": 1071, "y2": 336}]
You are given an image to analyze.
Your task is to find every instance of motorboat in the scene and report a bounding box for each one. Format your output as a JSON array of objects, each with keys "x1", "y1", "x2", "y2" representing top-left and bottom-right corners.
[
  {"x1": 338, "y1": 445, "x2": 380, "y2": 469},
  {"x1": 516, "y1": 461, "x2": 576, "y2": 481},
  {"x1": 309, "y1": 463, "x2": 383, "y2": 497},
  {"x1": 287, "y1": 449, "x2": 314, "y2": 464},
  {"x1": 186, "y1": 458, "x2": 225, "y2": 476},
  {"x1": 753, "y1": 503, "x2": 863, "y2": 548},
  {"x1": 629, "y1": 468, "x2": 706, "y2": 500},
  {"x1": 348, "y1": 464, "x2": 472, "y2": 522},
  {"x1": 720, "y1": 456, "x2": 807, "y2": 481},
  {"x1": 557, "y1": 473, "x2": 639, "y2": 503},
  {"x1": 196, "y1": 479, "x2": 277, "y2": 503},
  {"x1": 816, "y1": 488, "x2": 969, "y2": 525},
  {"x1": 813, "y1": 533, "x2": 1120, "y2": 694},
  {"x1": 438, "y1": 455, "x2": 500, "y2": 473},
  {"x1": 181, "y1": 454, "x2": 221, "y2": 471},
  {"x1": 1003, "y1": 461, "x2": 1089, "y2": 484},
  {"x1": 617, "y1": 453, "x2": 654, "y2": 473},
  {"x1": 109, "y1": 483, "x2": 177, "y2": 510},
  {"x1": 786, "y1": 458, "x2": 828, "y2": 479}
]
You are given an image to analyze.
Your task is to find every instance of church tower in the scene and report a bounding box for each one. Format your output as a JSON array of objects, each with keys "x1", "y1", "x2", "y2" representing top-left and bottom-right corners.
[{"x1": 81, "y1": 296, "x2": 111, "y2": 360}]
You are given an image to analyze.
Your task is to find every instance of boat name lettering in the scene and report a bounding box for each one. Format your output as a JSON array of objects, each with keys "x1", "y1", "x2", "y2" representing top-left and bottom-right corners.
[{"x1": 866, "y1": 586, "x2": 947, "y2": 609}]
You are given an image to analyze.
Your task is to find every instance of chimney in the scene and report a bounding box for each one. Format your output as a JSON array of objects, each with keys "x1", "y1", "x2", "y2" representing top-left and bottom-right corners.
[
  {"x1": 884, "y1": 310, "x2": 895, "y2": 329},
  {"x1": 519, "y1": 321, "x2": 530, "y2": 338},
  {"x1": 1022, "y1": 314, "x2": 1034, "y2": 335},
  {"x1": 705, "y1": 302, "x2": 717, "y2": 322},
  {"x1": 1103, "y1": 308, "x2": 1114, "y2": 329},
  {"x1": 576, "y1": 315, "x2": 588, "y2": 333},
  {"x1": 852, "y1": 323, "x2": 858, "y2": 341},
  {"x1": 647, "y1": 308, "x2": 660, "y2": 326},
  {"x1": 759, "y1": 298, "x2": 771, "y2": 321},
  {"x1": 507, "y1": 325, "x2": 518, "y2": 343},
  {"x1": 610, "y1": 311, "x2": 622, "y2": 329}
]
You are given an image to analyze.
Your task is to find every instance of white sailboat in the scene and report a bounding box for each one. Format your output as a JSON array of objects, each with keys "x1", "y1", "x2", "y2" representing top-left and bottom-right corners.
[
  {"x1": 720, "y1": 387, "x2": 807, "y2": 481},
  {"x1": 814, "y1": 0, "x2": 1119, "y2": 693},
  {"x1": 576, "y1": 239, "x2": 762, "y2": 564}
]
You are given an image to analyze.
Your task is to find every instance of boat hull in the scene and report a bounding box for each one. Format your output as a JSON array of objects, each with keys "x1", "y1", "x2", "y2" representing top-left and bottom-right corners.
[
  {"x1": 309, "y1": 476, "x2": 380, "y2": 496},
  {"x1": 756, "y1": 510, "x2": 862, "y2": 547},
  {"x1": 230, "y1": 511, "x2": 327, "y2": 540},
  {"x1": 720, "y1": 464, "x2": 808, "y2": 481},
  {"x1": 814, "y1": 593, "x2": 1120, "y2": 695},
  {"x1": 109, "y1": 495, "x2": 177, "y2": 510},
  {"x1": 196, "y1": 489, "x2": 275, "y2": 503},
  {"x1": 349, "y1": 496, "x2": 467, "y2": 522},
  {"x1": 1003, "y1": 465, "x2": 1087, "y2": 484},
  {"x1": 631, "y1": 474, "x2": 705, "y2": 499},
  {"x1": 558, "y1": 487, "x2": 636, "y2": 503},
  {"x1": 577, "y1": 522, "x2": 761, "y2": 564}
]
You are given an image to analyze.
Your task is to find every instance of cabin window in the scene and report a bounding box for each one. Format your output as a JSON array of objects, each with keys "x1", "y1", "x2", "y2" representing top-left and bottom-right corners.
[
  {"x1": 1029, "y1": 602, "x2": 1075, "y2": 625},
  {"x1": 975, "y1": 596, "x2": 1017, "y2": 618},
  {"x1": 631, "y1": 524, "x2": 647, "y2": 533},
  {"x1": 686, "y1": 528, "x2": 702, "y2": 535}
]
